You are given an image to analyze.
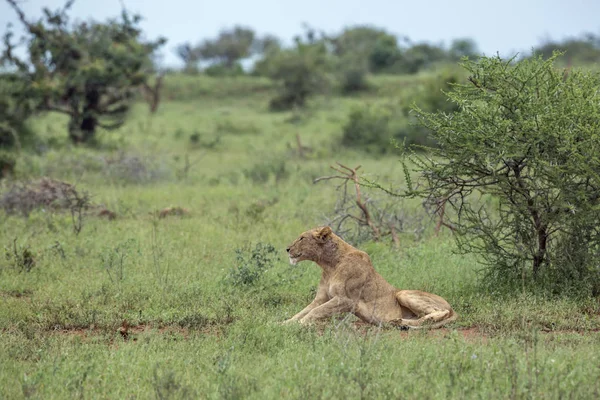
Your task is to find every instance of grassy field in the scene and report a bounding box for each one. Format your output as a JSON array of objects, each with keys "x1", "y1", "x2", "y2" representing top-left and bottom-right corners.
[{"x1": 1, "y1": 74, "x2": 600, "y2": 399}]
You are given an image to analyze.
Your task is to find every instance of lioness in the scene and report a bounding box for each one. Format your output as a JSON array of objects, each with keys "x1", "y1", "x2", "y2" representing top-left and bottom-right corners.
[{"x1": 284, "y1": 226, "x2": 457, "y2": 329}]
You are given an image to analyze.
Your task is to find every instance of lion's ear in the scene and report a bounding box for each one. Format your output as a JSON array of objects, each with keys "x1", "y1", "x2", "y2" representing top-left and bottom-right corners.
[{"x1": 314, "y1": 226, "x2": 332, "y2": 243}]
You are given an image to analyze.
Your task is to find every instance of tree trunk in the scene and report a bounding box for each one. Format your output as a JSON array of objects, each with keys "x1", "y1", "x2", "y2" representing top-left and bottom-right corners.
[
  {"x1": 69, "y1": 87, "x2": 99, "y2": 144},
  {"x1": 533, "y1": 223, "x2": 548, "y2": 279},
  {"x1": 512, "y1": 163, "x2": 548, "y2": 280},
  {"x1": 68, "y1": 116, "x2": 82, "y2": 143},
  {"x1": 142, "y1": 75, "x2": 164, "y2": 114},
  {"x1": 68, "y1": 113, "x2": 97, "y2": 144},
  {"x1": 80, "y1": 114, "x2": 97, "y2": 142}
]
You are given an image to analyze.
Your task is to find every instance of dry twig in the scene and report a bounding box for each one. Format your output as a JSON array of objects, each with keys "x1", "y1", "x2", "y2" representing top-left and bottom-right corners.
[
  {"x1": 315, "y1": 163, "x2": 382, "y2": 241},
  {"x1": 141, "y1": 73, "x2": 165, "y2": 114}
]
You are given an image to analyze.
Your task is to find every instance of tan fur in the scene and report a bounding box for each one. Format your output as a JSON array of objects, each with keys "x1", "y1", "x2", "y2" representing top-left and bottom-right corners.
[{"x1": 284, "y1": 226, "x2": 457, "y2": 329}]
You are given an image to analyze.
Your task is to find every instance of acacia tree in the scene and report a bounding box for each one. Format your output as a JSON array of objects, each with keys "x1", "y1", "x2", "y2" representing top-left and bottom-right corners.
[
  {"x1": 395, "y1": 53, "x2": 600, "y2": 294},
  {"x1": 332, "y1": 26, "x2": 400, "y2": 72},
  {"x1": 197, "y1": 26, "x2": 256, "y2": 68},
  {"x1": 264, "y1": 35, "x2": 332, "y2": 111},
  {"x1": 2, "y1": 0, "x2": 166, "y2": 143},
  {"x1": 175, "y1": 42, "x2": 200, "y2": 73},
  {"x1": 177, "y1": 28, "x2": 279, "y2": 74},
  {"x1": 0, "y1": 73, "x2": 36, "y2": 148},
  {"x1": 448, "y1": 38, "x2": 479, "y2": 61}
]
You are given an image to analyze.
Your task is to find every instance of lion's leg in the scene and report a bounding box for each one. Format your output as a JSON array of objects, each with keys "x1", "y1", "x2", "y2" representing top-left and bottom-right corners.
[
  {"x1": 299, "y1": 296, "x2": 354, "y2": 324},
  {"x1": 284, "y1": 300, "x2": 325, "y2": 324},
  {"x1": 395, "y1": 291, "x2": 455, "y2": 328},
  {"x1": 284, "y1": 286, "x2": 330, "y2": 324}
]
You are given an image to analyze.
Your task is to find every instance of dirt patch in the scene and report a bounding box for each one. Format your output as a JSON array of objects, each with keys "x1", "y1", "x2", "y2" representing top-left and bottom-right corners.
[
  {"x1": 6, "y1": 320, "x2": 599, "y2": 343},
  {"x1": 119, "y1": 322, "x2": 190, "y2": 341},
  {"x1": 48, "y1": 322, "x2": 190, "y2": 343},
  {"x1": 456, "y1": 327, "x2": 485, "y2": 340},
  {"x1": 392, "y1": 324, "x2": 488, "y2": 343},
  {"x1": 414, "y1": 326, "x2": 489, "y2": 343},
  {"x1": 348, "y1": 320, "x2": 488, "y2": 341},
  {"x1": 0, "y1": 289, "x2": 33, "y2": 298},
  {"x1": 350, "y1": 321, "x2": 600, "y2": 341},
  {"x1": 45, "y1": 318, "x2": 231, "y2": 341},
  {"x1": 540, "y1": 327, "x2": 600, "y2": 335}
]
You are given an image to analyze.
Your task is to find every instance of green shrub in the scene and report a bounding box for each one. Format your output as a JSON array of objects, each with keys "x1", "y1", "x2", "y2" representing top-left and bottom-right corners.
[
  {"x1": 338, "y1": 57, "x2": 370, "y2": 93},
  {"x1": 340, "y1": 68, "x2": 369, "y2": 93},
  {"x1": 403, "y1": 53, "x2": 600, "y2": 296},
  {"x1": 414, "y1": 68, "x2": 462, "y2": 113},
  {"x1": 152, "y1": 365, "x2": 194, "y2": 399},
  {"x1": 0, "y1": 75, "x2": 36, "y2": 149},
  {"x1": 368, "y1": 35, "x2": 401, "y2": 72},
  {"x1": 396, "y1": 43, "x2": 448, "y2": 74},
  {"x1": 3, "y1": 239, "x2": 36, "y2": 273},
  {"x1": 243, "y1": 159, "x2": 288, "y2": 184},
  {"x1": 340, "y1": 104, "x2": 436, "y2": 153},
  {"x1": 226, "y1": 243, "x2": 278, "y2": 287},
  {"x1": 341, "y1": 69, "x2": 463, "y2": 153},
  {"x1": 204, "y1": 63, "x2": 245, "y2": 77},
  {"x1": 0, "y1": 151, "x2": 16, "y2": 179},
  {"x1": 264, "y1": 40, "x2": 332, "y2": 111},
  {"x1": 341, "y1": 104, "x2": 395, "y2": 153},
  {"x1": 396, "y1": 67, "x2": 462, "y2": 147}
]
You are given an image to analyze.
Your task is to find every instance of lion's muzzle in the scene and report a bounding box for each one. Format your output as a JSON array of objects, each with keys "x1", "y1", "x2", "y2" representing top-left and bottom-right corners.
[{"x1": 286, "y1": 247, "x2": 301, "y2": 265}]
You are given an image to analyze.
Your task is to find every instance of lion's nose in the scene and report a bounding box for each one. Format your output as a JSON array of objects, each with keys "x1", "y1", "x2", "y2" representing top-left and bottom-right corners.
[{"x1": 286, "y1": 247, "x2": 290, "y2": 253}]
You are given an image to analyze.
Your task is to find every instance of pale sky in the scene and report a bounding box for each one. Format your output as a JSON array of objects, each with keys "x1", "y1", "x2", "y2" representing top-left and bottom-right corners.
[{"x1": 1, "y1": 0, "x2": 599, "y2": 67}]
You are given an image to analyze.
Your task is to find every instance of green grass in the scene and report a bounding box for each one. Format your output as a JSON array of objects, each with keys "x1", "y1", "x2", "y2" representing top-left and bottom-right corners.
[{"x1": 1, "y1": 73, "x2": 600, "y2": 399}]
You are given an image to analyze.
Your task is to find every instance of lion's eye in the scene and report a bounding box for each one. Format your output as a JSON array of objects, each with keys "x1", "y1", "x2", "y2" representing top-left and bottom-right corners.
[{"x1": 299, "y1": 237, "x2": 304, "y2": 241}]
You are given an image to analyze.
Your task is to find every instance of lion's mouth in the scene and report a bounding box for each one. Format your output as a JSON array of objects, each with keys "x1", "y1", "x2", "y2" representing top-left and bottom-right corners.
[{"x1": 289, "y1": 253, "x2": 301, "y2": 265}]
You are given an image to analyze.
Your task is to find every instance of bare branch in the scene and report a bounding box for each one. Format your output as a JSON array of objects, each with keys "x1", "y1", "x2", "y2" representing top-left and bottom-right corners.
[
  {"x1": 43, "y1": 102, "x2": 75, "y2": 116},
  {"x1": 5, "y1": 0, "x2": 32, "y2": 29},
  {"x1": 313, "y1": 175, "x2": 347, "y2": 184},
  {"x1": 315, "y1": 163, "x2": 380, "y2": 241}
]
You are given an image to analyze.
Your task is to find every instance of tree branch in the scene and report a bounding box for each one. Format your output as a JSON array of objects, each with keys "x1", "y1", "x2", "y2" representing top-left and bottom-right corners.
[
  {"x1": 5, "y1": 0, "x2": 32, "y2": 29},
  {"x1": 315, "y1": 162, "x2": 380, "y2": 241}
]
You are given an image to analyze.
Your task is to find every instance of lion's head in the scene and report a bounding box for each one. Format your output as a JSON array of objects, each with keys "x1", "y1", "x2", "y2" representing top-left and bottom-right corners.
[{"x1": 286, "y1": 226, "x2": 333, "y2": 265}]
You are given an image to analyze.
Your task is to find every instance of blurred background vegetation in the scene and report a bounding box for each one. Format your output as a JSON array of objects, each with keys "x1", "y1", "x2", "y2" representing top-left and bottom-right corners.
[
  {"x1": 2, "y1": 0, "x2": 600, "y2": 149},
  {"x1": 2, "y1": 1, "x2": 600, "y2": 151}
]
